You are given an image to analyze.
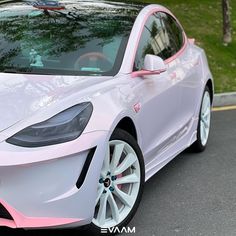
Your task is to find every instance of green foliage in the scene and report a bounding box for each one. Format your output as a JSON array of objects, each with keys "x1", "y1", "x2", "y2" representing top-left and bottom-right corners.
[{"x1": 133, "y1": 0, "x2": 236, "y2": 93}]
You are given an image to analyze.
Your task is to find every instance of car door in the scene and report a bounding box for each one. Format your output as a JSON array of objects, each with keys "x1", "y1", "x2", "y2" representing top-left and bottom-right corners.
[
  {"x1": 159, "y1": 12, "x2": 202, "y2": 129},
  {"x1": 132, "y1": 13, "x2": 184, "y2": 164}
]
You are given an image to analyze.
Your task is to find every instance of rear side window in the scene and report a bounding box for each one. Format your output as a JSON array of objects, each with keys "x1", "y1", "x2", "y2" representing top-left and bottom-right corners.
[
  {"x1": 158, "y1": 12, "x2": 184, "y2": 60},
  {"x1": 134, "y1": 12, "x2": 184, "y2": 70}
]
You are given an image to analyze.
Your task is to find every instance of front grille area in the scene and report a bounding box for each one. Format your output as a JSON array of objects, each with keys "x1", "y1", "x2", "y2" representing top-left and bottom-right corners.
[{"x1": 0, "y1": 203, "x2": 13, "y2": 220}]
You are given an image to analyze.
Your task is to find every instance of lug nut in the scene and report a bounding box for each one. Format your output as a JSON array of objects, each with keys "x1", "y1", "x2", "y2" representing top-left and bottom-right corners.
[
  {"x1": 109, "y1": 186, "x2": 114, "y2": 192},
  {"x1": 99, "y1": 178, "x2": 104, "y2": 184},
  {"x1": 111, "y1": 176, "x2": 117, "y2": 181},
  {"x1": 107, "y1": 171, "x2": 111, "y2": 176},
  {"x1": 103, "y1": 190, "x2": 107, "y2": 194}
]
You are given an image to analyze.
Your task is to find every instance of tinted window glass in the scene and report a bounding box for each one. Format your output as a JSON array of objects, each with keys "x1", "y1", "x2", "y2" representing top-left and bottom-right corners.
[
  {"x1": 0, "y1": 2, "x2": 141, "y2": 76},
  {"x1": 158, "y1": 12, "x2": 184, "y2": 59},
  {"x1": 134, "y1": 15, "x2": 164, "y2": 70},
  {"x1": 134, "y1": 12, "x2": 184, "y2": 70}
]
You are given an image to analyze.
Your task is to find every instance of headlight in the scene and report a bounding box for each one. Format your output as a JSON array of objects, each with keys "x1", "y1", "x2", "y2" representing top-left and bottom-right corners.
[{"x1": 7, "y1": 102, "x2": 93, "y2": 147}]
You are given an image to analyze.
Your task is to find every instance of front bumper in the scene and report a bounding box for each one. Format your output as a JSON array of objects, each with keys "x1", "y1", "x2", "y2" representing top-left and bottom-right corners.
[{"x1": 0, "y1": 131, "x2": 108, "y2": 229}]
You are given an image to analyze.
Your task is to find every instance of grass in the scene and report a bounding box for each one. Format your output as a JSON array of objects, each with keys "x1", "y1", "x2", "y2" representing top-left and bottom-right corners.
[{"x1": 134, "y1": 0, "x2": 236, "y2": 93}]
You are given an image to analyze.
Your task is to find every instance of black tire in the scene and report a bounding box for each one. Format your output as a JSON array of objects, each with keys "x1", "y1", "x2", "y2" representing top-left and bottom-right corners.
[
  {"x1": 190, "y1": 86, "x2": 211, "y2": 152},
  {"x1": 85, "y1": 128, "x2": 145, "y2": 235}
]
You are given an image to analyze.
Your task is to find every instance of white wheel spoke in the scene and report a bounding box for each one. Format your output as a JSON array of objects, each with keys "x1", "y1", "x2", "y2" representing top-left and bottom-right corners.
[
  {"x1": 95, "y1": 185, "x2": 104, "y2": 205},
  {"x1": 108, "y1": 192, "x2": 120, "y2": 223},
  {"x1": 110, "y1": 143, "x2": 125, "y2": 173},
  {"x1": 97, "y1": 192, "x2": 109, "y2": 226},
  {"x1": 202, "y1": 110, "x2": 209, "y2": 120},
  {"x1": 203, "y1": 125, "x2": 207, "y2": 138},
  {"x1": 203, "y1": 95, "x2": 210, "y2": 113},
  {"x1": 203, "y1": 101, "x2": 208, "y2": 113},
  {"x1": 114, "y1": 153, "x2": 137, "y2": 175},
  {"x1": 113, "y1": 185, "x2": 133, "y2": 207},
  {"x1": 114, "y1": 173, "x2": 139, "y2": 185},
  {"x1": 200, "y1": 121, "x2": 204, "y2": 138},
  {"x1": 202, "y1": 116, "x2": 209, "y2": 128},
  {"x1": 101, "y1": 146, "x2": 110, "y2": 177}
]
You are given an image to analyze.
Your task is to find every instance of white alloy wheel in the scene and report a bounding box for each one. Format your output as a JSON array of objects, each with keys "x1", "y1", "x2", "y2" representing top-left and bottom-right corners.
[
  {"x1": 191, "y1": 86, "x2": 212, "y2": 152},
  {"x1": 92, "y1": 139, "x2": 141, "y2": 229},
  {"x1": 200, "y1": 90, "x2": 211, "y2": 146}
]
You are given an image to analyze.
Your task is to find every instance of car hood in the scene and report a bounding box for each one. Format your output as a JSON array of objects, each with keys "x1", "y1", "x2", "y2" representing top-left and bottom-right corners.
[{"x1": 0, "y1": 73, "x2": 111, "y2": 132}]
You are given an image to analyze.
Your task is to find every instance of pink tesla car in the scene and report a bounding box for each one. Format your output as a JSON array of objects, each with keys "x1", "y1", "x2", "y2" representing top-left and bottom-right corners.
[{"x1": 0, "y1": 0, "x2": 213, "y2": 234}]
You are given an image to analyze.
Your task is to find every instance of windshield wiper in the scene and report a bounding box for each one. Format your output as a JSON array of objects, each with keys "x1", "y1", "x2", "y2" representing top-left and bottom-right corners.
[
  {"x1": 3, "y1": 68, "x2": 34, "y2": 74},
  {"x1": 2, "y1": 68, "x2": 57, "y2": 75},
  {"x1": 3, "y1": 69, "x2": 20, "y2": 73}
]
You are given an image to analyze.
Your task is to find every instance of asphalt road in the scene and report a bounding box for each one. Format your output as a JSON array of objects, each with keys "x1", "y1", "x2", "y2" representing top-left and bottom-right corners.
[{"x1": 1, "y1": 109, "x2": 236, "y2": 236}]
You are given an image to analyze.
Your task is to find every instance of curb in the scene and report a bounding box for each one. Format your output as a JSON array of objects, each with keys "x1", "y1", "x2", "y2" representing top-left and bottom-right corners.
[{"x1": 213, "y1": 92, "x2": 236, "y2": 107}]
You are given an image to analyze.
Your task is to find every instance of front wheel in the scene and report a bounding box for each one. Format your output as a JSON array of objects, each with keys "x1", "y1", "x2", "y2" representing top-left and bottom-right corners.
[
  {"x1": 90, "y1": 129, "x2": 145, "y2": 235},
  {"x1": 191, "y1": 86, "x2": 212, "y2": 152}
]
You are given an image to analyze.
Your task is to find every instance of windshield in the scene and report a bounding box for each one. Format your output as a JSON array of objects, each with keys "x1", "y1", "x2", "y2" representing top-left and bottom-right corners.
[{"x1": 0, "y1": 1, "x2": 142, "y2": 76}]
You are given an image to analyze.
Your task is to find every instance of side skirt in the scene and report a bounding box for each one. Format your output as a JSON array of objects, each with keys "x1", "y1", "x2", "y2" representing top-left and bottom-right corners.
[{"x1": 144, "y1": 117, "x2": 198, "y2": 182}]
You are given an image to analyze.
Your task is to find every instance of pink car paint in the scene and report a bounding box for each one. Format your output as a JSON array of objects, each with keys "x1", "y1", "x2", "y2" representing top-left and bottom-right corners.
[
  {"x1": 131, "y1": 69, "x2": 167, "y2": 78},
  {"x1": 133, "y1": 102, "x2": 142, "y2": 113},
  {"x1": 0, "y1": 0, "x2": 213, "y2": 230},
  {"x1": 0, "y1": 199, "x2": 81, "y2": 228}
]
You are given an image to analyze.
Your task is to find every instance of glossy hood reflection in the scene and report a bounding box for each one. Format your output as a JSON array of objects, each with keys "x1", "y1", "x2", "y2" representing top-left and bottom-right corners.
[{"x1": 0, "y1": 73, "x2": 109, "y2": 132}]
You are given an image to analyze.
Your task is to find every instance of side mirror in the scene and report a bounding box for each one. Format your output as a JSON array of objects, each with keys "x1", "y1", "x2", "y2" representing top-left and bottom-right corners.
[
  {"x1": 132, "y1": 54, "x2": 166, "y2": 78},
  {"x1": 144, "y1": 54, "x2": 166, "y2": 71}
]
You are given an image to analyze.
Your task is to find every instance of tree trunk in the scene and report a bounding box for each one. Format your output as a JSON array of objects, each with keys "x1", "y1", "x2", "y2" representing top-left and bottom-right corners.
[{"x1": 222, "y1": 0, "x2": 232, "y2": 44}]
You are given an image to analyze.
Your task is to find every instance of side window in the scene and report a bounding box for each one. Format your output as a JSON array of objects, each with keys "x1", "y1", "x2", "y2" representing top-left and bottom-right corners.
[
  {"x1": 158, "y1": 12, "x2": 184, "y2": 59},
  {"x1": 134, "y1": 12, "x2": 184, "y2": 70},
  {"x1": 134, "y1": 15, "x2": 164, "y2": 70}
]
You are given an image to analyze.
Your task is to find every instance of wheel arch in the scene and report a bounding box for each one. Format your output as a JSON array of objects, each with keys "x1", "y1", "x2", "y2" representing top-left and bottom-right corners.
[
  {"x1": 206, "y1": 79, "x2": 214, "y2": 104},
  {"x1": 115, "y1": 117, "x2": 138, "y2": 142}
]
